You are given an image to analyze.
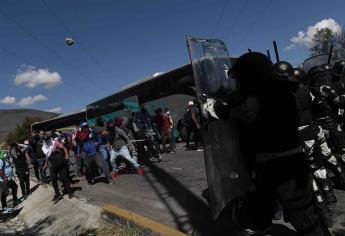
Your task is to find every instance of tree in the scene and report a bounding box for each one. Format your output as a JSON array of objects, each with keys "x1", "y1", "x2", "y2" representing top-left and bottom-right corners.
[
  {"x1": 310, "y1": 27, "x2": 345, "y2": 61},
  {"x1": 5, "y1": 117, "x2": 42, "y2": 144}
]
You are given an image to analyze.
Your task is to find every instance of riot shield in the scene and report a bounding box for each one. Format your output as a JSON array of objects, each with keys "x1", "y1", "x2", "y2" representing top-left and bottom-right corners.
[
  {"x1": 302, "y1": 54, "x2": 329, "y2": 73},
  {"x1": 186, "y1": 36, "x2": 251, "y2": 219}
]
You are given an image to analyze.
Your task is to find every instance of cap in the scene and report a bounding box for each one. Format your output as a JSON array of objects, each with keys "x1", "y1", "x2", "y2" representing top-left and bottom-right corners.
[
  {"x1": 81, "y1": 122, "x2": 88, "y2": 127},
  {"x1": 188, "y1": 101, "x2": 194, "y2": 106}
]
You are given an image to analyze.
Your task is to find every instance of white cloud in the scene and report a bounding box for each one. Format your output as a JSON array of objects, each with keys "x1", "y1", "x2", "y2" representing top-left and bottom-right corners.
[
  {"x1": 45, "y1": 107, "x2": 62, "y2": 113},
  {"x1": 0, "y1": 96, "x2": 16, "y2": 105},
  {"x1": 15, "y1": 65, "x2": 63, "y2": 88},
  {"x1": 18, "y1": 95, "x2": 47, "y2": 107},
  {"x1": 286, "y1": 18, "x2": 342, "y2": 50}
]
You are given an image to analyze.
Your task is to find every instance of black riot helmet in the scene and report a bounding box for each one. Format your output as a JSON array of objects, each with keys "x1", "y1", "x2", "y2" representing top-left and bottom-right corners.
[
  {"x1": 332, "y1": 60, "x2": 345, "y2": 81},
  {"x1": 273, "y1": 61, "x2": 295, "y2": 81},
  {"x1": 308, "y1": 64, "x2": 332, "y2": 86},
  {"x1": 228, "y1": 52, "x2": 273, "y2": 93},
  {"x1": 293, "y1": 68, "x2": 307, "y2": 83}
]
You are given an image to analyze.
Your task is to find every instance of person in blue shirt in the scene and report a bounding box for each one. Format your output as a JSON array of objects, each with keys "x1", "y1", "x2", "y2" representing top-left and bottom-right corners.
[
  {"x1": 0, "y1": 148, "x2": 19, "y2": 211},
  {"x1": 76, "y1": 122, "x2": 114, "y2": 185}
]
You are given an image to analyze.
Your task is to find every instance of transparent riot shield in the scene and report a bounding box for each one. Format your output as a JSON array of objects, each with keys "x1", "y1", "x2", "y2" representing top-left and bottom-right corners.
[
  {"x1": 302, "y1": 54, "x2": 329, "y2": 73},
  {"x1": 186, "y1": 36, "x2": 251, "y2": 219}
]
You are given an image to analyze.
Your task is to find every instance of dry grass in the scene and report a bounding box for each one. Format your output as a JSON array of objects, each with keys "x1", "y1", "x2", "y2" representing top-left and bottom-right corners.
[{"x1": 78, "y1": 218, "x2": 154, "y2": 236}]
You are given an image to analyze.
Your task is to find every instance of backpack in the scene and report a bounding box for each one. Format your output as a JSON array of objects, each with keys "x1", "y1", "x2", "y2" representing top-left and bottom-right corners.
[{"x1": 49, "y1": 148, "x2": 68, "y2": 169}]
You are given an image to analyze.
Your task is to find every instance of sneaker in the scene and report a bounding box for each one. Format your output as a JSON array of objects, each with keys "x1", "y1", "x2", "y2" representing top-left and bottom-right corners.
[
  {"x1": 68, "y1": 193, "x2": 74, "y2": 199},
  {"x1": 112, "y1": 172, "x2": 120, "y2": 179},
  {"x1": 136, "y1": 167, "x2": 145, "y2": 175},
  {"x1": 196, "y1": 147, "x2": 203, "y2": 152},
  {"x1": 2, "y1": 207, "x2": 13, "y2": 214}
]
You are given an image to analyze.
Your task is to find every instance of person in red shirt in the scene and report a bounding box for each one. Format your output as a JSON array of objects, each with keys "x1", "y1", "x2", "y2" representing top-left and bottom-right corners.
[{"x1": 154, "y1": 108, "x2": 174, "y2": 154}]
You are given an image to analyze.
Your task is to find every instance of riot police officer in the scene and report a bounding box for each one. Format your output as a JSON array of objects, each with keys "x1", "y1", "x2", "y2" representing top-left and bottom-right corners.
[
  {"x1": 308, "y1": 64, "x2": 345, "y2": 189},
  {"x1": 292, "y1": 66, "x2": 337, "y2": 227},
  {"x1": 203, "y1": 52, "x2": 326, "y2": 235}
]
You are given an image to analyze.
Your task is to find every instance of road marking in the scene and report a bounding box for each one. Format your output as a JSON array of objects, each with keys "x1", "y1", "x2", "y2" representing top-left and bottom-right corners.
[{"x1": 102, "y1": 203, "x2": 187, "y2": 236}]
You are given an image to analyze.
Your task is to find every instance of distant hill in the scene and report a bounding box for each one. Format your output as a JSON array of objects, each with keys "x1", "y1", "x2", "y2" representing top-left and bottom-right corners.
[{"x1": 0, "y1": 109, "x2": 58, "y2": 142}]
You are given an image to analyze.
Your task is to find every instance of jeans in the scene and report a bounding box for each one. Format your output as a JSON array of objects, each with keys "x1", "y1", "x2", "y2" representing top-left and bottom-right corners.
[
  {"x1": 186, "y1": 125, "x2": 203, "y2": 149},
  {"x1": 16, "y1": 169, "x2": 30, "y2": 196},
  {"x1": 1, "y1": 179, "x2": 18, "y2": 209},
  {"x1": 50, "y1": 164, "x2": 71, "y2": 196},
  {"x1": 99, "y1": 144, "x2": 111, "y2": 172},
  {"x1": 37, "y1": 158, "x2": 47, "y2": 181},
  {"x1": 31, "y1": 158, "x2": 40, "y2": 181},
  {"x1": 75, "y1": 153, "x2": 85, "y2": 177},
  {"x1": 110, "y1": 146, "x2": 139, "y2": 172},
  {"x1": 84, "y1": 153, "x2": 112, "y2": 183}
]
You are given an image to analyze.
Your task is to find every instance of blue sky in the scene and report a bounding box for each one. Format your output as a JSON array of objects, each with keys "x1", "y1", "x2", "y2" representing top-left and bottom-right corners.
[{"x1": 0, "y1": 0, "x2": 344, "y2": 113}]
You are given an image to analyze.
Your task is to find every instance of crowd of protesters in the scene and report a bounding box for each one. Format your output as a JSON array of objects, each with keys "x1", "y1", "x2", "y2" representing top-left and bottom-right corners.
[{"x1": 0, "y1": 101, "x2": 202, "y2": 212}]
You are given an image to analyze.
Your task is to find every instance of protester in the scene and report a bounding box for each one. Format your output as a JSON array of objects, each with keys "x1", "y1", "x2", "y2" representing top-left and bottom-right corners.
[
  {"x1": 72, "y1": 124, "x2": 85, "y2": 178},
  {"x1": 26, "y1": 136, "x2": 40, "y2": 182},
  {"x1": 107, "y1": 122, "x2": 144, "y2": 177},
  {"x1": 184, "y1": 101, "x2": 203, "y2": 151},
  {"x1": 30, "y1": 131, "x2": 48, "y2": 183},
  {"x1": 77, "y1": 122, "x2": 114, "y2": 185},
  {"x1": 153, "y1": 108, "x2": 174, "y2": 154},
  {"x1": 0, "y1": 148, "x2": 19, "y2": 211},
  {"x1": 42, "y1": 133, "x2": 73, "y2": 201},
  {"x1": 131, "y1": 109, "x2": 162, "y2": 163},
  {"x1": 165, "y1": 108, "x2": 176, "y2": 152},
  {"x1": 93, "y1": 117, "x2": 111, "y2": 171},
  {"x1": 10, "y1": 143, "x2": 30, "y2": 199}
]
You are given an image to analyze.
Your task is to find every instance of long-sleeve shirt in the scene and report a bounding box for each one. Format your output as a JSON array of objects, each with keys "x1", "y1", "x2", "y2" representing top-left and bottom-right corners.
[
  {"x1": 42, "y1": 139, "x2": 63, "y2": 158},
  {"x1": 109, "y1": 127, "x2": 131, "y2": 150}
]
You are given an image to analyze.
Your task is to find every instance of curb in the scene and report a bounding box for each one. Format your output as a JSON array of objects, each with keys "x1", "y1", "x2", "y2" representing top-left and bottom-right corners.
[{"x1": 101, "y1": 203, "x2": 187, "y2": 236}]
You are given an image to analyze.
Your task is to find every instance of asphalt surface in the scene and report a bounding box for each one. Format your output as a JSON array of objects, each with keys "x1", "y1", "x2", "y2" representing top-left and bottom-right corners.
[{"x1": 61, "y1": 143, "x2": 345, "y2": 235}]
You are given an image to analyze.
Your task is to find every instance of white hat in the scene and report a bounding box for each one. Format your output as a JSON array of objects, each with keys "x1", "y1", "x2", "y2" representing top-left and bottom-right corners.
[{"x1": 188, "y1": 101, "x2": 194, "y2": 106}]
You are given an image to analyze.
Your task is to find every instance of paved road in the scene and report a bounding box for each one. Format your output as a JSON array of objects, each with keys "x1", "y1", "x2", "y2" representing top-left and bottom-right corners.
[{"x1": 64, "y1": 143, "x2": 345, "y2": 235}]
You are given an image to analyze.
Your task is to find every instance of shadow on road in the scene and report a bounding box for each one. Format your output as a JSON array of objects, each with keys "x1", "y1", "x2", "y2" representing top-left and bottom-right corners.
[
  {"x1": 144, "y1": 161, "x2": 215, "y2": 235},
  {"x1": 144, "y1": 161, "x2": 300, "y2": 236},
  {"x1": 29, "y1": 183, "x2": 40, "y2": 195},
  {"x1": 26, "y1": 215, "x2": 57, "y2": 235}
]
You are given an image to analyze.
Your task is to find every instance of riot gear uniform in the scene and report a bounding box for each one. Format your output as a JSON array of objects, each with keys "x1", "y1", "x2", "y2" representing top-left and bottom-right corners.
[
  {"x1": 286, "y1": 67, "x2": 336, "y2": 227},
  {"x1": 209, "y1": 52, "x2": 326, "y2": 235},
  {"x1": 331, "y1": 60, "x2": 345, "y2": 94},
  {"x1": 273, "y1": 61, "x2": 295, "y2": 80},
  {"x1": 294, "y1": 68, "x2": 307, "y2": 83},
  {"x1": 307, "y1": 65, "x2": 345, "y2": 190}
]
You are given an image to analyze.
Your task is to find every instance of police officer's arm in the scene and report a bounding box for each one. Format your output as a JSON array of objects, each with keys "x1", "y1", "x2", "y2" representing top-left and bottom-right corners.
[{"x1": 212, "y1": 91, "x2": 247, "y2": 120}]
